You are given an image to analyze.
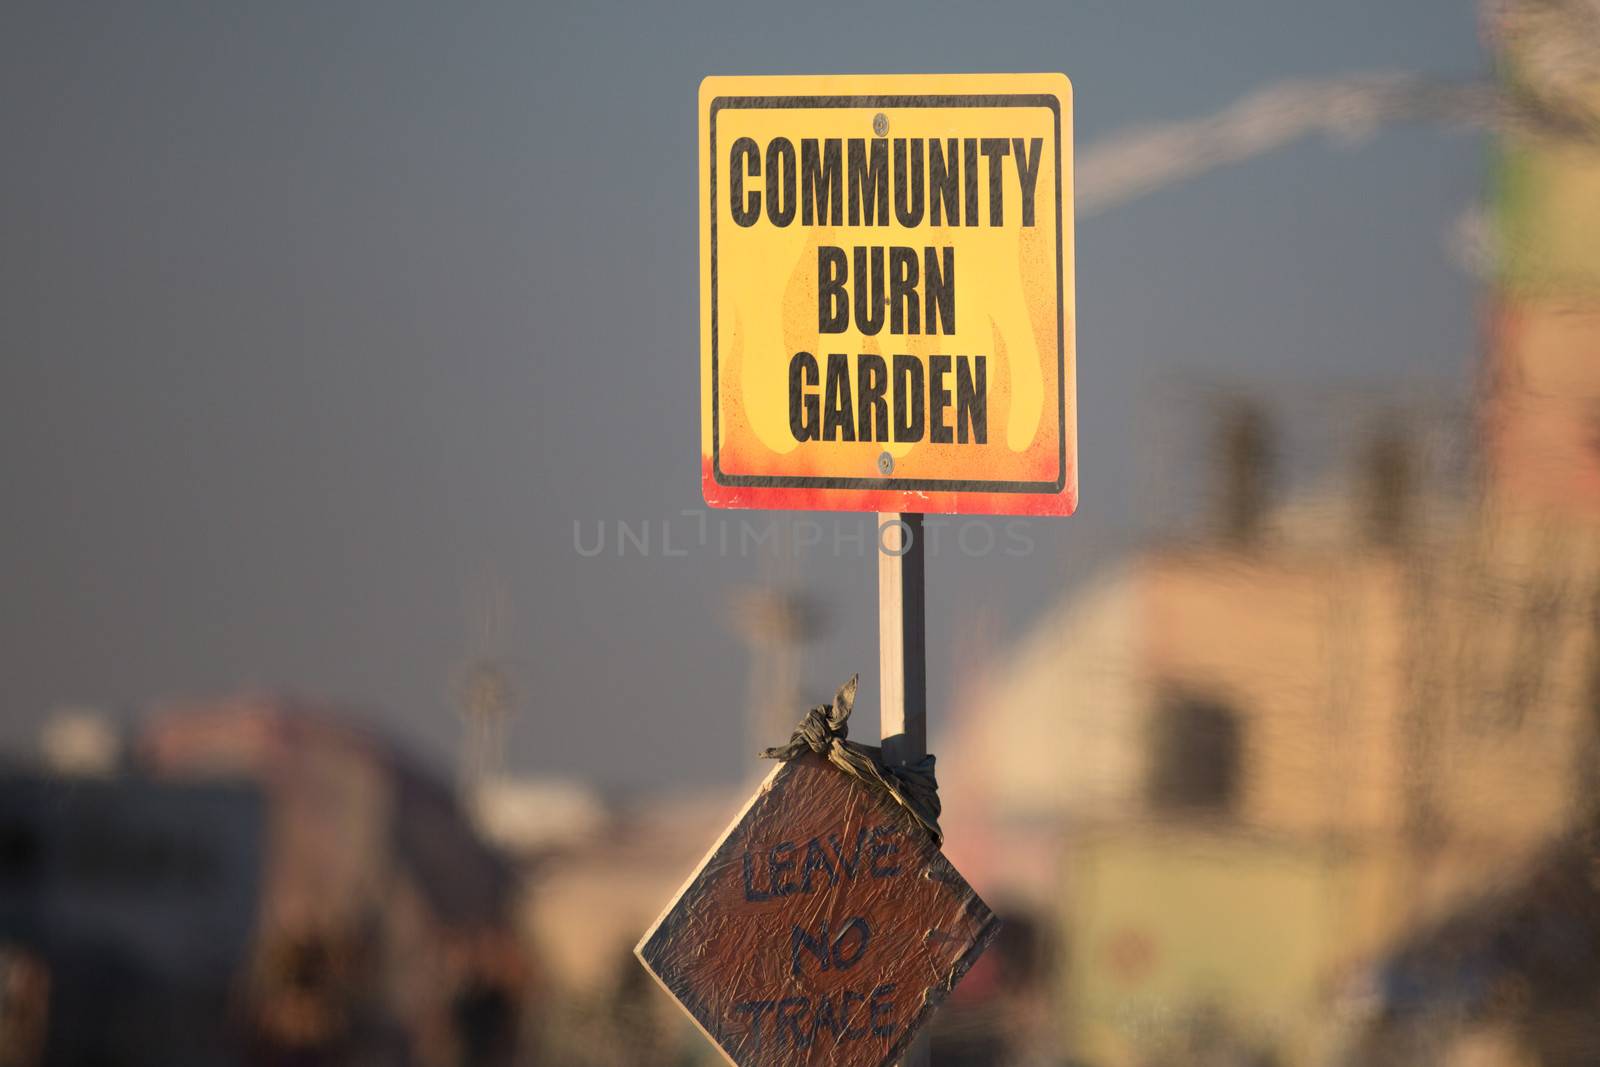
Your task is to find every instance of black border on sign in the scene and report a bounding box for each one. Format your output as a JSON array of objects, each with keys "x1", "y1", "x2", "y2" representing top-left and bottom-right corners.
[{"x1": 708, "y1": 93, "x2": 1068, "y2": 494}]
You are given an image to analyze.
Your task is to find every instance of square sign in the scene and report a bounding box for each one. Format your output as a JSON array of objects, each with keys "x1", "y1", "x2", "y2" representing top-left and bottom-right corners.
[
  {"x1": 637, "y1": 753, "x2": 999, "y2": 1067},
  {"x1": 698, "y1": 73, "x2": 1076, "y2": 515}
]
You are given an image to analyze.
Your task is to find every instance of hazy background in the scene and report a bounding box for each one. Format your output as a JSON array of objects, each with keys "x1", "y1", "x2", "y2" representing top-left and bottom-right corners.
[{"x1": 0, "y1": 1, "x2": 1484, "y2": 790}]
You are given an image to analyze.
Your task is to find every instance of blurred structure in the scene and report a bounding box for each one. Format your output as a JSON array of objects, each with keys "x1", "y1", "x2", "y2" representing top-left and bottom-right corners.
[
  {"x1": 36, "y1": 707, "x2": 121, "y2": 778},
  {"x1": 727, "y1": 517, "x2": 830, "y2": 759},
  {"x1": 1073, "y1": 1, "x2": 1600, "y2": 222},
  {"x1": 140, "y1": 696, "x2": 528, "y2": 1067},
  {"x1": 945, "y1": 385, "x2": 1597, "y2": 1064},
  {"x1": 940, "y1": 6, "x2": 1600, "y2": 1064},
  {"x1": 456, "y1": 660, "x2": 516, "y2": 793},
  {"x1": 469, "y1": 776, "x2": 607, "y2": 857},
  {"x1": 1342, "y1": 822, "x2": 1600, "y2": 1067},
  {"x1": 453, "y1": 580, "x2": 521, "y2": 795},
  {"x1": 1214, "y1": 400, "x2": 1275, "y2": 549},
  {"x1": 728, "y1": 583, "x2": 827, "y2": 759},
  {"x1": 0, "y1": 769, "x2": 264, "y2": 1067},
  {"x1": 0, "y1": 944, "x2": 50, "y2": 1067},
  {"x1": 0, "y1": 696, "x2": 529, "y2": 1066},
  {"x1": 524, "y1": 790, "x2": 745, "y2": 1065}
]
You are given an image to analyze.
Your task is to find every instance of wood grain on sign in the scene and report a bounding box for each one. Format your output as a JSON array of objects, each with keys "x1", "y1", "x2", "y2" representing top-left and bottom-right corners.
[{"x1": 636, "y1": 753, "x2": 999, "y2": 1067}]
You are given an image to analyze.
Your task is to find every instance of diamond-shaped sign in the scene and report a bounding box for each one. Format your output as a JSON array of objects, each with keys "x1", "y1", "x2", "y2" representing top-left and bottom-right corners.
[{"x1": 636, "y1": 752, "x2": 999, "y2": 1067}]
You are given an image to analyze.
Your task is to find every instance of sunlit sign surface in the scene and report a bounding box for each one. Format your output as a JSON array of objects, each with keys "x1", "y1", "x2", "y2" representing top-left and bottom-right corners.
[{"x1": 699, "y1": 73, "x2": 1077, "y2": 515}]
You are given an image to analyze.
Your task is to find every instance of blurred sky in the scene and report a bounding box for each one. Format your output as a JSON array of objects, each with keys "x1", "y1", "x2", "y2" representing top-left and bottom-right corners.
[{"x1": 1, "y1": 1, "x2": 1486, "y2": 790}]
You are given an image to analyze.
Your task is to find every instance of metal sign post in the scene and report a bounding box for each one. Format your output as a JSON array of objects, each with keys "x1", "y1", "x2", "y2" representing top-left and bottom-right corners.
[
  {"x1": 878, "y1": 513, "x2": 926, "y2": 774},
  {"x1": 878, "y1": 511, "x2": 928, "y2": 1067},
  {"x1": 640, "y1": 71, "x2": 1077, "y2": 1067}
]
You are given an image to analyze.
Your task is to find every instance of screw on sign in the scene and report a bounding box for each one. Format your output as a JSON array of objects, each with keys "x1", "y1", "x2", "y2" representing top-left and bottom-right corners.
[
  {"x1": 698, "y1": 72, "x2": 1078, "y2": 517},
  {"x1": 636, "y1": 751, "x2": 998, "y2": 1067}
]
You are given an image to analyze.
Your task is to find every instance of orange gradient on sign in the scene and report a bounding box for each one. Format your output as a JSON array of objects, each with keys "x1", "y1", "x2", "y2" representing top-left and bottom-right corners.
[{"x1": 699, "y1": 73, "x2": 1077, "y2": 516}]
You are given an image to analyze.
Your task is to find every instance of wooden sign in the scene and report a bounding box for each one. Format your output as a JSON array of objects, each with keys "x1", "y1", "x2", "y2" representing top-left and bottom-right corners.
[
  {"x1": 636, "y1": 752, "x2": 999, "y2": 1067},
  {"x1": 698, "y1": 73, "x2": 1077, "y2": 516}
]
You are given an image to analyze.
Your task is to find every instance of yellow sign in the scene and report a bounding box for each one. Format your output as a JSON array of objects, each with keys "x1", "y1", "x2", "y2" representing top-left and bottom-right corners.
[{"x1": 698, "y1": 73, "x2": 1076, "y2": 515}]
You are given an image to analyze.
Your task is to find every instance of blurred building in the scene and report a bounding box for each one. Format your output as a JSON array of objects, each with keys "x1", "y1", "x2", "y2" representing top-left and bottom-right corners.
[
  {"x1": 946, "y1": 403, "x2": 1600, "y2": 1066},
  {"x1": 1, "y1": 695, "x2": 530, "y2": 1067},
  {"x1": 941, "y1": 15, "x2": 1600, "y2": 1065},
  {"x1": 475, "y1": 777, "x2": 746, "y2": 1066},
  {"x1": 140, "y1": 695, "x2": 528, "y2": 1067},
  {"x1": 944, "y1": 392, "x2": 1600, "y2": 1066},
  {"x1": 0, "y1": 767, "x2": 265, "y2": 1067}
]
